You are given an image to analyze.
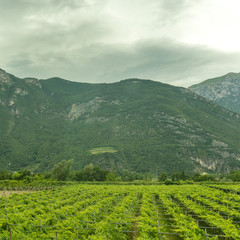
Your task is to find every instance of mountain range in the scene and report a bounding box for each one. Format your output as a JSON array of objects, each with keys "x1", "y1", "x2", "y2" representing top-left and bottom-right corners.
[
  {"x1": 189, "y1": 72, "x2": 240, "y2": 114},
  {"x1": 1, "y1": 68, "x2": 240, "y2": 174}
]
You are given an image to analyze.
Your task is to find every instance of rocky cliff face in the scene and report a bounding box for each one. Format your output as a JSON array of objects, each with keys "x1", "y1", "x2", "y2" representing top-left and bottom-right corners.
[{"x1": 189, "y1": 73, "x2": 240, "y2": 113}]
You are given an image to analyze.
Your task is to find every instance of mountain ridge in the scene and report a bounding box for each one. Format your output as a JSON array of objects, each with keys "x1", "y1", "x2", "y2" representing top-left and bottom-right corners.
[
  {"x1": 189, "y1": 72, "x2": 240, "y2": 114},
  {"x1": 1, "y1": 69, "x2": 240, "y2": 174}
]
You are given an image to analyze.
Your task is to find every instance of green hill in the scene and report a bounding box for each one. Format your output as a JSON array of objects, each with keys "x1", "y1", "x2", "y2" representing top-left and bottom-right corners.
[{"x1": 1, "y1": 69, "x2": 240, "y2": 174}]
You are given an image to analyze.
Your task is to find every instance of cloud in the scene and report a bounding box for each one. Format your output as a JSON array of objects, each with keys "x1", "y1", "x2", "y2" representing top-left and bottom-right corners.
[
  {"x1": 1, "y1": 0, "x2": 240, "y2": 86},
  {"x1": 71, "y1": 40, "x2": 240, "y2": 86},
  {"x1": 7, "y1": 39, "x2": 240, "y2": 87}
]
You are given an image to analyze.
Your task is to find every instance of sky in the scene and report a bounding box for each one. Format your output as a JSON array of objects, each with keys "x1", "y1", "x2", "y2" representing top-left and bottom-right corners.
[{"x1": 1, "y1": 0, "x2": 240, "y2": 87}]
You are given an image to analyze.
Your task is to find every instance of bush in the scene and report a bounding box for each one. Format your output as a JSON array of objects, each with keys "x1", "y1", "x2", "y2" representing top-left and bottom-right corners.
[{"x1": 164, "y1": 179, "x2": 175, "y2": 185}]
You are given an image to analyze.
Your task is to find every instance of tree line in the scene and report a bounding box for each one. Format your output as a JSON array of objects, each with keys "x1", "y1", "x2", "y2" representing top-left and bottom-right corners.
[{"x1": 0, "y1": 159, "x2": 240, "y2": 183}]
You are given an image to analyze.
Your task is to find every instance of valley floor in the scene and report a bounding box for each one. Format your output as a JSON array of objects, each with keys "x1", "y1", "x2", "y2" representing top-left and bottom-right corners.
[{"x1": 0, "y1": 183, "x2": 240, "y2": 239}]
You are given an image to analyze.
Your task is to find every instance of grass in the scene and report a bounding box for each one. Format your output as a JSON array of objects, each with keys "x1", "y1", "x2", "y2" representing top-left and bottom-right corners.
[{"x1": 90, "y1": 147, "x2": 118, "y2": 154}]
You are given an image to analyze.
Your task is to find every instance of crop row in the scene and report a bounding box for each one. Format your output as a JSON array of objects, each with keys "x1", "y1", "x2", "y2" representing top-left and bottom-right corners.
[{"x1": 0, "y1": 184, "x2": 240, "y2": 239}]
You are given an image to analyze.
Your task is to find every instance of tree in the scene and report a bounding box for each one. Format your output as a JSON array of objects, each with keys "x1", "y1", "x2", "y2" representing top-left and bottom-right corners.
[
  {"x1": 144, "y1": 172, "x2": 153, "y2": 181},
  {"x1": 230, "y1": 171, "x2": 240, "y2": 182},
  {"x1": 171, "y1": 170, "x2": 189, "y2": 181},
  {"x1": 52, "y1": 159, "x2": 73, "y2": 181},
  {"x1": 180, "y1": 170, "x2": 188, "y2": 180},
  {"x1": 158, "y1": 172, "x2": 168, "y2": 182},
  {"x1": 0, "y1": 170, "x2": 12, "y2": 180},
  {"x1": 121, "y1": 170, "x2": 136, "y2": 182},
  {"x1": 171, "y1": 172, "x2": 180, "y2": 181},
  {"x1": 192, "y1": 173, "x2": 215, "y2": 182},
  {"x1": 73, "y1": 164, "x2": 109, "y2": 181},
  {"x1": 12, "y1": 169, "x2": 32, "y2": 180},
  {"x1": 105, "y1": 171, "x2": 119, "y2": 182}
]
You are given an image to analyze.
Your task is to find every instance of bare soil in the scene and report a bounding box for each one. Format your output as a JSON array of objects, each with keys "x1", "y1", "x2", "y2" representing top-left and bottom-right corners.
[{"x1": 0, "y1": 190, "x2": 34, "y2": 197}]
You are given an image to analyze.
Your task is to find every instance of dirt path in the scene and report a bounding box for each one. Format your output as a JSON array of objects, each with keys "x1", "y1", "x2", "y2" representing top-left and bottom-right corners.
[
  {"x1": 0, "y1": 190, "x2": 34, "y2": 197},
  {"x1": 128, "y1": 193, "x2": 142, "y2": 240}
]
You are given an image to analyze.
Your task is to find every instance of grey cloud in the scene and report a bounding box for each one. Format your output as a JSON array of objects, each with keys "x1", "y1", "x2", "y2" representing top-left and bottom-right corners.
[
  {"x1": 6, "y1": 39, "x2": 240, "y2": 87},
  {"x1": 0, "y1": 0, "x2": 89, "y2": 11},
  {"x1": 1, "y1": 0, "x2": 240, "y2": 87},
  {"x1": 83, "y1": 40, "x2": 240, "y2": 86},
  {"x1": 0, "y1": 0, "x2": 111, "y2": 43},
  {"x1": 157, "y1": 0, "x2": 197, "y2": 20},
  {"x1": 8, "y1": 57, "x2": 34, "y2": 69},
  {"x1": 160, "y1": 0, "x2": 195, "y2": 12},
  {"x1": 154, "y1": 0, "x2": 204, "y2": 33}
]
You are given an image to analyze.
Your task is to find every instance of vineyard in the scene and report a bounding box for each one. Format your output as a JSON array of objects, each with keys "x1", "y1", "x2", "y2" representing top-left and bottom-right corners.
[{"x1": 0, "y1": 183, "x2": 240, "y2": 239}]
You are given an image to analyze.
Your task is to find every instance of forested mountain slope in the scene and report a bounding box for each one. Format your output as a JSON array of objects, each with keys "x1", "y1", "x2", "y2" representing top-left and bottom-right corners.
[{"x1": 1, "y1": 69, "x2": 240, "y2": 174}]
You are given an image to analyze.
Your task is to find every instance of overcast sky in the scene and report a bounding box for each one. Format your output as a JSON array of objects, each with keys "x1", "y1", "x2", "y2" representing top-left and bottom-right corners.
[{"x1": 1, "y1": 0, "x2": 240, "y2": 87}]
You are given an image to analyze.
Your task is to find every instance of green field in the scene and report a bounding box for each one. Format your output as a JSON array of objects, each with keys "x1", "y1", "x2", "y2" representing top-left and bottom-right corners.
[
  {"x1": 0, "y1": 183, "x2": 240, "y2": 239},
  {"x1": 90, "y1": 147, "x2": 118, "y2": 154}
]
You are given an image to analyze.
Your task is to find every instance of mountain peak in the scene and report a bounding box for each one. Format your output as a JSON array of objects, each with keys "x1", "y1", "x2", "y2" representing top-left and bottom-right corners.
[
  {"x1": 120, "y1": 78, "x2": 149, "y2": 83},
  {"x1": 224, "y1": 72, "x2": 240, "y2": 80},
  {"x1": 0, "y1": 68, "x2": 12, "y2": 84},
  {"x1": 225, "y1": 72, "x2": 240, "y2": 76},
  {"x1": 189, "y1": 72, "x2": 240, "y2": 114},
  {"x1": 0, "y1": 68, "x2": 8, "y2": 76}
]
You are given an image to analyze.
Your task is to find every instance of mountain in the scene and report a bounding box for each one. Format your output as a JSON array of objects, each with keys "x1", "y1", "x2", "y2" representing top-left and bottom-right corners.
[
  {"x1": 1, "y1": 68, "x2": 240, "y2": 174},
  {"x1": 189, "y1": 72, "x2": 240, "y2": 114}
]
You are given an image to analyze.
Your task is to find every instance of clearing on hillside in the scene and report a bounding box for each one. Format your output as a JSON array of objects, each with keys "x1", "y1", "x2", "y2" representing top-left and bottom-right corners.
[{"x1": 90, "y1": 147, "x2": 117, "y2": 154}]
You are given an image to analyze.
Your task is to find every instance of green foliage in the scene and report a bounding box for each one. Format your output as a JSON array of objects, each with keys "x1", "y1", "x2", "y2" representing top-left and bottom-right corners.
[
  {"x1": 52, "y1": 159, "x2": 73, "y2": 181},
  {"x1": 193, "y1": 173, "x2": 216, "y2": 182},
  {"x1": 230, "y1": 171, "x2": 240, "y2": 182},
  {"x1": 1, "y1": 71, "x2": 240, "y2": 174},
  {"x1": 163, "y1": 179, "x2": 175, "y2": 185},
  {"x1": 90, "y1": 147, "x2": 117, "y2": 154},
  {"x1": 121, "y1": 170, "x2": 137, "y2": 181},
  {"x1": 0, "y1": 183, "x2": 240, "y2": 238},
  {"x1": 72, "y1": 164, "x2": 109, "y2": 181},
  {"x1": 0, "y1": 170, "x2": 12, "y2": 180},
  {"x1": 0, "y1": 180, "x2": 70, "y2": 190},
  {"x1": 143, "y1": 173, "x2": 153, "y2": 181},
  {"x1": 171, "y1": 170, "x2": 189, "y2": 181},
  {"x1": 12, "y1": 169, "x2": 32, "y2": 180},
  {"x1": 105, "y1": 171, "x2": 120, "y2": 182},
  {"x1": 158, "y1": 172, "x2": 168, "y2": 182}
]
